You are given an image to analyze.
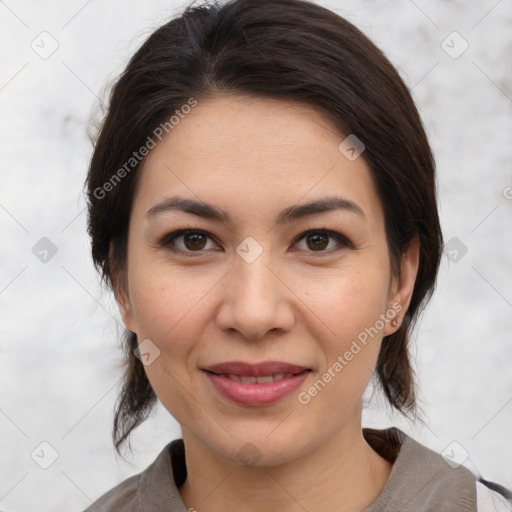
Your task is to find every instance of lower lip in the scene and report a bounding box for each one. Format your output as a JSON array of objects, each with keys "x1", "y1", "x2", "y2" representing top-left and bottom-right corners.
[{"x1": 204, "y1": 370, "x2": 310, "y2": 406}]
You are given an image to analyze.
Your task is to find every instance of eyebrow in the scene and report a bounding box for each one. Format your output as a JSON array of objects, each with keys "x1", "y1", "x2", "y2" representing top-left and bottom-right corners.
[{"x1": 146, "y1": 195, "x2": 365, "y2": 224}]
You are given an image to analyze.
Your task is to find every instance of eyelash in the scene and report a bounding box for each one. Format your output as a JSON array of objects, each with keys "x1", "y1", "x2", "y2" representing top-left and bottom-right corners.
[{"x1": 158, "y1": 228, "x2": 354, "y2": 257}]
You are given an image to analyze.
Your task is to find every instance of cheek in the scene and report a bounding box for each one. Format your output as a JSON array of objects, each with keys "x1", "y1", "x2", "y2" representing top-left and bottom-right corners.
[
  {"x1": 302, "y1": 265, "x2": 390, "y2": 341},
  {"x1": 295, "y1": 273, "x2": 388, "y2": 424},
  {"x1": 126, "y1": 260, "x2": 217, "y2": 377},
  {"x1": 299, "y1": 266, "x2": 389, "y2": 396},
  {"x1": 127, "y1": 265, "x2": 215, "y2": 422},
  {"x1": 128, "y1": 253, "x2": 217, "y2": 334}
]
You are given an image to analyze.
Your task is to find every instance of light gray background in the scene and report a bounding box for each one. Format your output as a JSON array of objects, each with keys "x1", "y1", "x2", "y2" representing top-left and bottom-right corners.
[{"x1": 1, "y1": 1, "x2": 511, "y2": 510}]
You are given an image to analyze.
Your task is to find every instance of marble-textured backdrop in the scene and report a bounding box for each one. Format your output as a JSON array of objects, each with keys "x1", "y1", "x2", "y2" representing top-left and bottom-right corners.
[{"x1": 1, "y1": 1, "x2": 511, "y2": 510}]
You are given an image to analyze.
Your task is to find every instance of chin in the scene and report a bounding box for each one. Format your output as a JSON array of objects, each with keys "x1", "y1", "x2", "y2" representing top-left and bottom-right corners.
[{"x1": 197, "y1": 424, "x2": 316, "y2": 469}]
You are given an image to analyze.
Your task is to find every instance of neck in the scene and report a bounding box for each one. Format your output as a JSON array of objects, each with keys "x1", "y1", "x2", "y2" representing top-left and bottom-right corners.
[{"x1": 179, "y1": 412, "x2": 392, "y2": 512}]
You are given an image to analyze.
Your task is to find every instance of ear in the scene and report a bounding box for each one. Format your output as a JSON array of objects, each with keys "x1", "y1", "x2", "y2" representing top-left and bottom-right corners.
[
  {"x1": 383, "y1": 236, "x2": 420, "y2": 336},
  {"x1": 109, "y1": 243, "x2": 137, "y2": 333}
]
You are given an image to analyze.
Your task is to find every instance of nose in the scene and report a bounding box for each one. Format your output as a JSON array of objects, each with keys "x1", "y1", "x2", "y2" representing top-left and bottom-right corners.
[{"x1": 215, "y1": 252, "x2": 296, "y2": 341}]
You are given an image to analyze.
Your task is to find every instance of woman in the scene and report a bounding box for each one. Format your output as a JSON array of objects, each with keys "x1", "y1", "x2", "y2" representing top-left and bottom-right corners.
[{"x1": 84, "y1": 0, "x2": 512, "y2": 510}]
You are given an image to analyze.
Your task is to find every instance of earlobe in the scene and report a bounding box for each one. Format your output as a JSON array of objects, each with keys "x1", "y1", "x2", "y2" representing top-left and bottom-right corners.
[{"x1": 384, "y1": 236, "x2": 420, "y2": 336}]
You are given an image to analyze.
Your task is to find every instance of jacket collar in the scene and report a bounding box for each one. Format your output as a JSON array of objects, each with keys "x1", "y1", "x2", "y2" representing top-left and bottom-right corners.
[{"x1": 136, "y1": 427, "x2": 477, "y2": 512}]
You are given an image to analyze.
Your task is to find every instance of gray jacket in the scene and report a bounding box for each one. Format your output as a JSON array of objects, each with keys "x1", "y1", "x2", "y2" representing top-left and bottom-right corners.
[{"x1": 84, "y1": 427, "x2": 512, "y2": 512}]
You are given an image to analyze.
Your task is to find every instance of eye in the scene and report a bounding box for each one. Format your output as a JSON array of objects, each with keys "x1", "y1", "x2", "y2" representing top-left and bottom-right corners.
[
  {"x1": 293, "y1": 229, "x2": 353, "y2": 254},
  {"x1": 158, "y1": 228, "x2": 353, "y2": 256},
  {"x1": 159, "y1": 229, "x2": 218, "y2": 255}
]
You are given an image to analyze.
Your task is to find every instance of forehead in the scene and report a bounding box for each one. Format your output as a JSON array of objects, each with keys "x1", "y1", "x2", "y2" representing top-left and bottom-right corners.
[
  {"x1": 157, "y1": 94, "x2": 339, "y2": 166},
  {"x1": 133, "y1": 94, "x2": 382, "y2": 226}
]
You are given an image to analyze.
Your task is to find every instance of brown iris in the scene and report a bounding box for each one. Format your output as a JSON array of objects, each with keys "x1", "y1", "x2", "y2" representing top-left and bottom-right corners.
[
  {"x1": 183, "y1": 232, "x2": 207, "y2": 250},
  {"x1": 306, "y1": 233, "x2": 329, "y2": 251}
]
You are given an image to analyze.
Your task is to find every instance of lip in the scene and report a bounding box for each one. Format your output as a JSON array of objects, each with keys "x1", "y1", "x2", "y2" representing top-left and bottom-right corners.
[{"x1": 201, "y1": 360, "x2": 311, "y2": 407}]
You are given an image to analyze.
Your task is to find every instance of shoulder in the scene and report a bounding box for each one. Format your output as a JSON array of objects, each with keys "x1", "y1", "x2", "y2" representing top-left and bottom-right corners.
[
  {"x1": 82, "y1": 473, "x2": 140, "y2": 512},
  {"x1": 477, "y1": 478, "x2": 512, "y2": 512},
  {"x1": 82, "y1": 440, "x2": 184, "y2": 512},
  {"x1": 363, "y1": 428, "x2": 512, "y2": 512}
]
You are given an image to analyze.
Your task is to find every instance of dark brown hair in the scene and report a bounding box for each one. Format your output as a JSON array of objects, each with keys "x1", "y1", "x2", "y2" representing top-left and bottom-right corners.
[{"x1": 86, "y1": 0, "x2": 443, "y2": 455}]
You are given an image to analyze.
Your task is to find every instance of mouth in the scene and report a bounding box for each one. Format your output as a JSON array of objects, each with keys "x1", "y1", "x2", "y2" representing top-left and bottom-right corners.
[
  {"x1": 202, "y1": 360, "x2": 310, "y2": 377},
  {"x1": 201, "y1": 361, "x2": 312, "y2": 406},
  {"x1": 208, "y1": 373, "x2": 302, "y2": 384}
]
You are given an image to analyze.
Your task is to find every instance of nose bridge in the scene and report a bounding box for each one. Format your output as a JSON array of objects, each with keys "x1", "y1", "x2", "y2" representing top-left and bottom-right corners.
[
  {"x1": 237, "y1": 250, "x2": 276, "y2": 304},
  {"x1": 217, "y1": 242, "x2": 294, "y2": 339}
]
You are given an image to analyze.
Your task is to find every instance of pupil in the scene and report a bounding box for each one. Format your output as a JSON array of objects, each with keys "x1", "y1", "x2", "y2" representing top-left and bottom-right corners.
[{"x1": 308, "y1": 233, "x2": 328, "y2": 250}]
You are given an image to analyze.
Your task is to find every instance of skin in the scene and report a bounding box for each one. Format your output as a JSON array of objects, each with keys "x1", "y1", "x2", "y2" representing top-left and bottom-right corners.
[{"x1": 115, "y1": 94, "x2": 419, "y2": 512}]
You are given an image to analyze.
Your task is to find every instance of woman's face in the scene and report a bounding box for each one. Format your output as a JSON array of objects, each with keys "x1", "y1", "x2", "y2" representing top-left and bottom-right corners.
[{"x1": 116, "y1": 94, "x2": 418, "y2": 466}]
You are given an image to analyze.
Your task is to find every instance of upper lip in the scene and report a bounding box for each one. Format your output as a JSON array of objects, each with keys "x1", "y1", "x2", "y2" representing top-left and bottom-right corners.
[{"x1": 202, "y1": 361, "x2": 310, "y2": 377}]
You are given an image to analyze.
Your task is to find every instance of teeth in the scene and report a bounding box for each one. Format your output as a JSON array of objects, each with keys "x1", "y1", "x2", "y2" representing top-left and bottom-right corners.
[{"x1": 222, "y1": 373, "x2": 297, "y2": 384}]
